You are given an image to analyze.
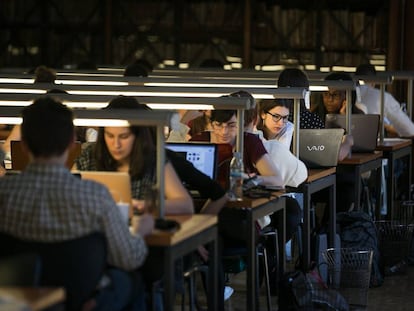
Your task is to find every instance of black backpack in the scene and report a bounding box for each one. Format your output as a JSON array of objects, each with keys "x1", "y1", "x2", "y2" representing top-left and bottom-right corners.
[{"x1": 336, "y1": 211, "x2": 384, "y2": 287}]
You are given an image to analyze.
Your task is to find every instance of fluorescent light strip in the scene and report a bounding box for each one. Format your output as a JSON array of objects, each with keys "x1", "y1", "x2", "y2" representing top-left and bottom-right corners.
[
  {"x1": 0, "y1": 78, "x2": 34, "y2": 84},
  {"x1": 147, "y1": 104, "x2": 214, "y2": 110},
  {"x1": 309, "y1": 86, "x2": 329, "y2": 91},
  {"x1": 55, "y1": 80, "x2": 128, "y2": 86},
  {"x1": 67, "y1": 90, "x2": 275, "y2": 99},
  {"x1": 143, "y1": 82, "x2": 276, "y2": 88},
  {"x1": 0, "y1": 100, "x2": 106, "y2": 109},
  {"x1": 74, "y1": 119, "x2": 129, "y2": 127},
  {"x1": 0, "y1": 100, "x2": 31, "y2": 106},
  {"x1": 0, "y1": 117, "x2": 22, "y2": 124},
  {"x1": 0, "y1": 89, "x2": 46, "y2": 94},
  {"x1": 58, "y1": 72, "x2": 123, "y2": 77}
]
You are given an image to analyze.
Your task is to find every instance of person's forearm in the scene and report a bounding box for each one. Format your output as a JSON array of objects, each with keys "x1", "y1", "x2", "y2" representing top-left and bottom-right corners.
[{"x1": 164, "y1": 198, "x2": 194, "y2": 215}]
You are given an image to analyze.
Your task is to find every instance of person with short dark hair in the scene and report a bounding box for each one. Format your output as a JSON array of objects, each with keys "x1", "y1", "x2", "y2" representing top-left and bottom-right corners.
[
  {"x1": 0, "y1": 96, "x2": 153, "y2": 310},
  {"x1": 278, "y1": 68, "x2": 325, "y2": 129},
  {"x1": 34, "y1": 65, "x2": 56, "y2": 83},
  {"x1": 322, "y1": 71, "x2": 365, "y2": 117},
  {"x1": 356, "y1": 63, "x2": 414, "y2": 137}
]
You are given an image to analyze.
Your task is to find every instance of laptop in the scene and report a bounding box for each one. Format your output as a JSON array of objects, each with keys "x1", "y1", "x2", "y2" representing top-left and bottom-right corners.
[
  {"x1": 11, "y1": 140, "x2": 81, "y2": 171},
  {"x1": 325, "y1": 114, "x2": 380, "y2": 152},
  {"x1": 166, "y1": 142, "x2": 218, "y2": 180},
  {"x1": 78, "y1": 171, "x2": 132, "y2": 207},
  {"x1": 299, "y1": 128, "x2": 345, "y2": 168}
]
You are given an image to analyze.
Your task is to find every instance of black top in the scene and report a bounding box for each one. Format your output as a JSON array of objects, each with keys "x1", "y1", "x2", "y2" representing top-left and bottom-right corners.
[{"x1": 166, "y1": 149, "x2": 226, "y2": 202}]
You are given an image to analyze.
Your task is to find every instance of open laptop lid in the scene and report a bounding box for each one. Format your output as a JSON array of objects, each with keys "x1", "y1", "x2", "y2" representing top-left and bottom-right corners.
[
  {"x1": 11, "y1": 140, "x2": 81, "y2": 171},
  {"x1": 166, "y1": 142, "x2": 218, "y2": 180},
  {"x1": 325, "y1": 114, "x2": 380, "y2": 152},
  {"x1": 78, "y1": 171, "x2": 132, "y2": 207},
  {"x1": 299, "y1": 128, "x2": 344, "y2": 168}
]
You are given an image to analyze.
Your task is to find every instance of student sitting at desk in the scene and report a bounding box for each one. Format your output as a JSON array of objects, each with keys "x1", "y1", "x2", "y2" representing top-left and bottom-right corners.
[
  {"x1": 190, "y1": 101, "x2": 302, "y2": 241},
  {"x1": 321, "y1": 72, "x2": 366, "y2": 118},
  {"x1": 75, "y1": 96, "x2": 230, "y2": 309},
  {"x1": 74, "y1": 96, "x2": 194, "y2": 215},
  {"x1": 355, "y1": 63, "x2": 414, "y2": 138},
  {"x1": 255, "y1": 98, "x2": 308, "y2": 188},
  {"x1": 277, "y1": 68, "x2": 354, "y2": 161},
  {"x1": 0, "y1": 96, "x2": 154, "y2": 310}
]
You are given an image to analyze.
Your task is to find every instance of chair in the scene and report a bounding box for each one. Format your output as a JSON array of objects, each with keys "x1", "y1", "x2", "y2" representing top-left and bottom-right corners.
[
  {"x1": 0, "y1": 252, "x2": 42, "y2": 286},
  {"x1": 222, "y1": 235, "x2": 274, "y2": 311},
  {"x1": 0, "y1": 231, "x2": 107, "y2": 310}
]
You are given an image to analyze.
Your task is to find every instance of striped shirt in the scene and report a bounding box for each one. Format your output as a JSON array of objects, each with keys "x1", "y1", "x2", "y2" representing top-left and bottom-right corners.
[{"x1": 0, "y1": 163, "x2": 147, "y2": 271}]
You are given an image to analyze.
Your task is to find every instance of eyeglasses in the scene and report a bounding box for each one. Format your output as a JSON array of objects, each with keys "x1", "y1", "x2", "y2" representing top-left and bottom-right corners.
[
  {"x1": 266, "y1": 111, "x2": 289, "y2": 123},
  {"x1": 211, "y1": 121, "x2": 238, "y2": 131},
  {"x1": 323, "y1": 91, "x2": 343, "y2": 101}
]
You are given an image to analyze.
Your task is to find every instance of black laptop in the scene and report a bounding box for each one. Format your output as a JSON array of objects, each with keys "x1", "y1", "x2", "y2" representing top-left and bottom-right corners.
[{"x1": 325, "y1": 114, "x2": 380, "y2": 153}]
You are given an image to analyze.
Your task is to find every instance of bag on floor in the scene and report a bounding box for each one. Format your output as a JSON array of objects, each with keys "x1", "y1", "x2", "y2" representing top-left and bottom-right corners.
[
  {"x1": 336, "y1": 211, "x2": 384, "y2": 287},
  {"x1": 278, "y1": 268, "x2": 349, "y2": 311}
]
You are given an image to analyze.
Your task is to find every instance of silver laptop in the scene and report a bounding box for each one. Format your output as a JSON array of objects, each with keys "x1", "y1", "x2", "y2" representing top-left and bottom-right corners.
[
  {"x1": 325, "y1": 114, "x2": 380, "y2": 153},
  {"x1": 299, "y1": 128, "x2": 345, "y2": 168}
]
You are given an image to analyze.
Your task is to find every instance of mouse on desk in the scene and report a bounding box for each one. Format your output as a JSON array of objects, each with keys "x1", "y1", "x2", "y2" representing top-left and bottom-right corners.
[{"x1": 155, "y1": 218, "x2": 180, "y2": 232}]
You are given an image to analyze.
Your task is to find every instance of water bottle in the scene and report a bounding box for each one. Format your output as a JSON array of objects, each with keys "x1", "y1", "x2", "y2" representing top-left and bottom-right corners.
[{"x1": 229, "y1": 152, "x2": 244, "y2": 201}]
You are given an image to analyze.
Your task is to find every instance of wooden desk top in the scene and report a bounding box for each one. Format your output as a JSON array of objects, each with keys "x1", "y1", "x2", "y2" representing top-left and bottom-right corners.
[
  {"x1": 376, "y1": 138, "x2": 412, "y2": 151},
  {"x1": 225, "y1": 191, "x2": 284, "y2": 209},
  {"x1": 0, "y1": 287, "x2": 65, "y2": 311},
  {"x1": 307, "y1": 167, "x2": 336, "y2": 183},
  {"x1": 145, "y1": 214, "x2": 217, "y2": 246},
  {"x1": 338, "y1": 151, "x2": 383, "y2": 165}
]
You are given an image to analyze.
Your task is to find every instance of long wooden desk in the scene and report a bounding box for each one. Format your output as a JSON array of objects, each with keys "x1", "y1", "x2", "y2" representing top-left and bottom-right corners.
[
  {"x1": 337, "y1": 151, "x2": 383, "y2": 219},
  {"x1": 223, "y1": 194, "x2": 285, "y2": 311},
  {"x1": 288, "y1": 167, "x2": 337, "y2": 271},
  {"x1": 0, "y1": 287, "x2": 65, "y2": 310},
  {"x1": 145, "y1": 214, "x2": 218, "y2": 311},
  {"x1": 376, "y1": 138, "x2": 412, "y2": 220}
]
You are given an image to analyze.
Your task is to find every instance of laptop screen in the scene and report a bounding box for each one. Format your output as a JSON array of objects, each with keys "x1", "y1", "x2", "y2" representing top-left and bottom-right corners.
[
  {"x1": 325, "y1": 114, "x2": 380, "y2": 152},
  {"x1": 166, "y1": 142, "x2": 218, "y2": 179}
]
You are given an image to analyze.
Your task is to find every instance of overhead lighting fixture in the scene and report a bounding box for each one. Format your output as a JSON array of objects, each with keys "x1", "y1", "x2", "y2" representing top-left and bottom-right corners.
[
  {"x1": 163, "y1": 60, "x2": 176, "y2": 66},
  {"x1": 0, "y1": 89, "x2": 46, "y2": 94},
  {"x1": 305, "y1": 65, "x2": 316, "y2": 70},
  {"x1": 55, "y1": 80, "x2": 128, "y2": 86},
  {"x1": 261, "y1": 65, "x2": 285, "y2": 71},
  {"x1": 147, "y1": 104, "x2": 214, "y2": 110},
  {"x1": 0, "y1": 78, "x2": 34, "y2": 84},
  {"x1": 332, "y1": 66, "x2": 355, "y2": 72},
  {"x1": 226, "y1": 56, "x2": 242, "y2": 62},
  {"x1": 74, "y1": 119, "x2": 129, "y2": 127},
  {"x1": 178, "y1": 63, "x2": 189, "y2": 69}
]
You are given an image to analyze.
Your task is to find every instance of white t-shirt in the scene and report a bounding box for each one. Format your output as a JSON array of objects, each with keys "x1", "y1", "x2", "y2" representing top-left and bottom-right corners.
[
  {"x1": 254, "y1": 129, "x2": 308, "y2": 188},
  {"x1": 359, "y1": 85, "x2": 414, "y2": 137}
]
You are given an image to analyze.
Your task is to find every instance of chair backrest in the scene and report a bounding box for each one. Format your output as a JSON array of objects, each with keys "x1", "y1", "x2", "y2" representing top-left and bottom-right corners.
[
  {"x1": 0, "y1": 232, "x2": 107, "y2": 310},
  {"x1": 0, "y1": 252, "x2": 42, "y2": 286}
]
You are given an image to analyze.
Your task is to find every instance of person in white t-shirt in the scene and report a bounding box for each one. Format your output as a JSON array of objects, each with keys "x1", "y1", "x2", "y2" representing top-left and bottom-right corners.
[{"x1": 356, "y1": 63, "x2": 414, "y2": 137}]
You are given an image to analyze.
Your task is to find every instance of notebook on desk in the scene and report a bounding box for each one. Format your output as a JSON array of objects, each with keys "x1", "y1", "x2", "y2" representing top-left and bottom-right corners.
[
  {"x1": 325, "y1": 114, "x2": 380, "y2": 153},
  {"x1": 78, "y1": 171, "x2": 132, "y2": 206},
  {"x1": 166, "y1": 142, "x2": 218, "y2": 180},
  {"x1": 299, "y1": 128, "x2": 344, "y2": 168}
]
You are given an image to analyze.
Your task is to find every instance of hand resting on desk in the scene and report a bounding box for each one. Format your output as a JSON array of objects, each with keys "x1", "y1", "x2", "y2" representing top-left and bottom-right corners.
[{"x1": 131, "y1": 214, "x2": 154, "y2": 237}]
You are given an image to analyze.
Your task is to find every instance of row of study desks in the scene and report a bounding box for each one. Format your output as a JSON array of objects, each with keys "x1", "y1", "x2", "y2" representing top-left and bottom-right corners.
[{"x1": 0, "y1": 140, "x2": 411, "y2": 310}]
